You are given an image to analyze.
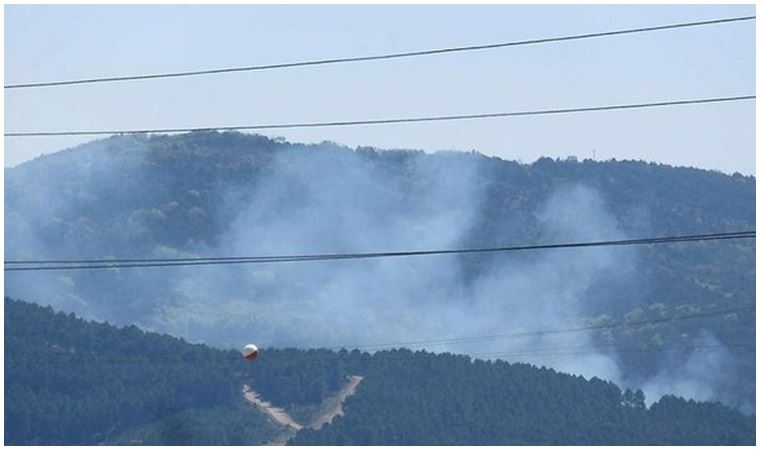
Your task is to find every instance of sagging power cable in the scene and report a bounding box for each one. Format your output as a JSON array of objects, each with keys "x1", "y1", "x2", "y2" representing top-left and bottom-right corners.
[
  {"x1": 5, "y1": 95, "x2": 755, "y2": 137},
  {"x1": 5, "y1": 230, "x2": 755, "y2": 272},
  {"x1": 4, "y1": 15, "x2": 754, "y2": 90}
]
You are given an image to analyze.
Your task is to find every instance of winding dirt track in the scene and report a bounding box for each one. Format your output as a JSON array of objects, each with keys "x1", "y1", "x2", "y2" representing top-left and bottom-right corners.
[
  {"x1": 242, "y1": 384, "x2": 303, "y2": 430},
  {"x1": 309, "y1": 375, "x2": 364, "y2": 430},
  {"x1": 242, "y1": 375, "x2": 364, "y2": 445}
]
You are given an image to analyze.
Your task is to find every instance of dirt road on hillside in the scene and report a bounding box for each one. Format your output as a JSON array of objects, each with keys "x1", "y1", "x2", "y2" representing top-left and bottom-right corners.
[
  {"x1": 242, "y1": 385, "x2": 303, "y2": 430},
  {"x1": 243, "y1": 375, "x2": 364, "y2": 445},
  {"x1": 309, "y1": 375, "x2": 364, "y2": 430}
]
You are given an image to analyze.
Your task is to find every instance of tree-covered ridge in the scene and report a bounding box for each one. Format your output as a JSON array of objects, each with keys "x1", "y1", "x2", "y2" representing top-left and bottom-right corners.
[
  {"x1": 107, "y1": 402, "x2": 282, "y2": 445},
  {"x1": 7, "y1": 132, "x2": 754, "y2": 274},
  {"x1": 4, "y1": 297, "x2": 285, "y2": 445},
  {"x1": 6, "y1": 132, "x2": 753, "y2": 320},
  {"x1": 5, "y1": 131, "x2": 755, "y2": 413},
  {"x1": 5, "y1": 298, "x2": 755, "y2": 445},
  {"x1": 6, "y1": 132, "x2": 754, "y2": 329},
  {"x1": 290, "y1": 349, "x2": 755, "y2": 445}
]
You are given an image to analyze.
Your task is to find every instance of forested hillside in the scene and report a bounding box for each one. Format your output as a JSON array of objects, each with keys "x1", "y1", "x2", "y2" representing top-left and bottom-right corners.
[
  {"x1": 5, "y1": 132, "x2": 755, "y2": 411},
  {"x1": 5, "y1": 297, "x2": 285, "y2": 445},
  {"x1": 291, "y1": 349, "x2": 755, "y2": 445},
  {"x1": 5, "y1": 298, "x2": 754, "y2": 445}
]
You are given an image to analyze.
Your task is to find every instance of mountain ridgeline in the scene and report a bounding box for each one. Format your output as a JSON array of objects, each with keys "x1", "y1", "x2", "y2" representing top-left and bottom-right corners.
[
  {"x1": 4, "y1": 132, "x2": 755, "y2": 412},
  {"x1": 5, "y1": 298, "x2": 755, "y2": 445}
]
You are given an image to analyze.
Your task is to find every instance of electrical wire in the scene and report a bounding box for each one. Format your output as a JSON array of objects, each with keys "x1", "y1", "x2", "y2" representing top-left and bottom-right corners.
[
  {"x1": 446, "y1": 342, "x2": 756, "y2": 361},
  {"x1": 5, "y1": 95, "x2": 755, "y2": 137},
  {"x1": 5, "y1": 230, "x2": 755, "y2": 272},
  {"x1": 4, "y1": 15, "x2": 755, "y2": 90},
  {"x1": 8, "y1": 306, "x2": 754, "y2": 365},
  {"x1": 9, "y1": 340, "x2": 754, "y2": 366},
  {"x1": 7, "y1": 230, "x2": 752, "y2": 265},
  {"x1": 467, "y1": 331, "x2": 756, "y2": 359},
  {"x1": 317, "y1": 306, "x2": 756, "y2": 351}
]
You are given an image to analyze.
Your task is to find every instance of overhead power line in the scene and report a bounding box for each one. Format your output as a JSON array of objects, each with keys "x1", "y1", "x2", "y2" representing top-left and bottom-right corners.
[
  {"x1": 5, "y1": 230, "x2": 755, "y2": 272},
  {"x1": 9, "y1": 303, "x2": 754, "y2": 366},
  {"x1": 4, "y1": 15, "x2": 755, "y2": 90},
  {"x1": 10, "y1": 340, "x2": 755, "y2": 366},
  {"x1": 12, "y1": 306, "x2": 754, "y2": 362},
  {"x1": 320, "y1": 306, "x2": 756, "y2": 351},
  {"x1": 7, "y1": 230, "x2": 753, "y2": 266},
  {"x1": 4, "y1": 95, "x2": 755, "y2": 137},
  {"x1": 352, "y1": 341, "x2": 756, "y2": 362},
  {"x1": 454, "y1": 342, "x2": 756, "y2": 361}
]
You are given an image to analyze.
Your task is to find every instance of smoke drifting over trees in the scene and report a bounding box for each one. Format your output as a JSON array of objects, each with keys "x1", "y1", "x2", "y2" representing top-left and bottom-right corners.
[{"x1": 5, "y1": 132, "x2": 755, "y2": 412}]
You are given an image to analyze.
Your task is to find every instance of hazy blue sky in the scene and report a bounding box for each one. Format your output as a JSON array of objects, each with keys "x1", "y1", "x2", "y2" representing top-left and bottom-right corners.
[{"x1": 4, "y1": 4, "x2": 756, "y2": 173}]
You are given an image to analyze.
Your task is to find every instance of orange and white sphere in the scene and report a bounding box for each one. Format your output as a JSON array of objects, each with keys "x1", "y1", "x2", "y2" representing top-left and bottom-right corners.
[{"x1": 242, "y1": 344, "x2": 259, "y2": 361}]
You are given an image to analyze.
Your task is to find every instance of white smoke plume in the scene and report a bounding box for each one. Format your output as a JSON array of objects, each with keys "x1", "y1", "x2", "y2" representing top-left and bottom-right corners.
[{"x1": 4, "y1": 134, "x2": 751, "y2": 412}]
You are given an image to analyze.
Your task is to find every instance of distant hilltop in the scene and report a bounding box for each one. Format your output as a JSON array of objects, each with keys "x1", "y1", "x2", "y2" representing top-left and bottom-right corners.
[
  {"x1": 10, "y1": 131, "x2": 757, "y2": 179},
  {"x1": 5, "y1": 131, "x2": 755, "y2": 414}
]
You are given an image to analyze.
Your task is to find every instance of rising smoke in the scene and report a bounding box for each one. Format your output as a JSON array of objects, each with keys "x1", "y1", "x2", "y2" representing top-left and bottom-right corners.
[{"x1": 4, "y1": 133, "x2": 751, "y2": 412}]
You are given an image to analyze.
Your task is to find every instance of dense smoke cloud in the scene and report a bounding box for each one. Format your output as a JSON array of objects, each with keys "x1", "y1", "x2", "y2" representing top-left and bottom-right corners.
[
  {"x1": 637, "y1": 332, "x2": 751, "y2": 414},
  {"x1": 4, "y1": 134, "x2": 752, "y2": 412},
  {"x1": 148, "y1": 147, "x2": 633, "y2": 384}
]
